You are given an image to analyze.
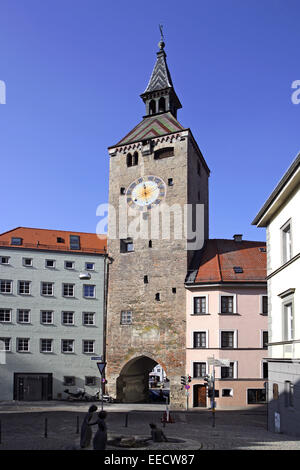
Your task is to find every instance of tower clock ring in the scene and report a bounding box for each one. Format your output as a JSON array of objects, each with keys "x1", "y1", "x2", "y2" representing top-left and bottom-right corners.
[{"x1": 126, "y1": 175, "x2": 166, "y2": 211}]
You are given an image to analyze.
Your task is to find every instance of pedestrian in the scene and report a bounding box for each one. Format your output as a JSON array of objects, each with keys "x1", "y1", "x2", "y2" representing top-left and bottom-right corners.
[
  {"x1": 80, "y1": 404, "x2": 98, "y2": 448},
  {"x1": 89, "y1": 410, "x2": 108, "y2": 450},
  {"x1": 149, "y1": 423, "x2": 168, "y2": 442}
]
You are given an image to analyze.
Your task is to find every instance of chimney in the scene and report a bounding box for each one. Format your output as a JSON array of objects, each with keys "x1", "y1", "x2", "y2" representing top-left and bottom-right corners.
[{"x1": 233, "y1": 234, "x2": 243, "y2": 242}]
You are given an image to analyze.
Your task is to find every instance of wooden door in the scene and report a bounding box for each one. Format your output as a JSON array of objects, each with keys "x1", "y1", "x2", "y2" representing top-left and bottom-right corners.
[{"x1": 193, "y1": 384, "x2": 207, "y2": 407}]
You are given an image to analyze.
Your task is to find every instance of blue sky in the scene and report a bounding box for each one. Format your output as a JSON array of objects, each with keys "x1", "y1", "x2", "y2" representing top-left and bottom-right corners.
[{"x1": 1, "y1": 0, "x2": 299, "y2": 241}]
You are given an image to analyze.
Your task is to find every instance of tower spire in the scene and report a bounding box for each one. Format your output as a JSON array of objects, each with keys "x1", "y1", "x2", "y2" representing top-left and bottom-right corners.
[{"x1": 140, "y1": 29, "x2": 182, "y2": 119}]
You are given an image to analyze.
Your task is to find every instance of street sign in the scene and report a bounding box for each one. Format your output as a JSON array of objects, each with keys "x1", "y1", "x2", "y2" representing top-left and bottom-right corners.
[
  {"x1": 96, "y1": 362, "x2": 106, "y2": 375},
  {"x1": 185, "y1": 384, "x2": 190, "y2": 390},
  {"x1": 207, "y1": 358, "x2": 230, "y2": 367},
  {"x1": 91, "y1": 356, "x2": 103, "y2": 361}
]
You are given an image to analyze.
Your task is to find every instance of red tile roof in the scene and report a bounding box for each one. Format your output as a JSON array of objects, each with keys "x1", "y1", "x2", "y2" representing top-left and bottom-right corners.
[
  {"x1": 191, "y1": 239, "x2": 266, "y2": 284},
  {"x1": 0, "y1": 227, "x2": 107, "y2": 254}
]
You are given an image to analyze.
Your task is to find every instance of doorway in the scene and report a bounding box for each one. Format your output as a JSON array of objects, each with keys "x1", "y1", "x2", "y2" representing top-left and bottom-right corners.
[
  {"x1": 193, "y1": 384, "x2": 207, "y2": 407},
  {"x1": 14, "y1": 373, "x2": 52, "y2": 401}
]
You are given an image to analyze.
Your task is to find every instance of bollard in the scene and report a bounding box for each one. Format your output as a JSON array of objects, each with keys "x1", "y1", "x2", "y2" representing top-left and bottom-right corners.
[
  {"x1": 44, "y1": 418, "x2": 48, "y2": 438},
  {"x1": 76, "y1": 416, "x2": 79, "y2": 434},
  {"x1": 124, "y1": 413, "x2": 128, "y2": 427}
]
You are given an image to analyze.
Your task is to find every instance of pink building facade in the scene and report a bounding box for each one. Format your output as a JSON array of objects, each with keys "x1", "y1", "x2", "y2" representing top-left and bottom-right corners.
[{"x1": 185, "y1": 238, "x2": 268, "y2": 409}]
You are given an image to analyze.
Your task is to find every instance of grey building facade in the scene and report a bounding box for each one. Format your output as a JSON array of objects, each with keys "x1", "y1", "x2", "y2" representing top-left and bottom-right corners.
[{"x1": 0, "y1": 227, "x2": 107, "y2": 401}]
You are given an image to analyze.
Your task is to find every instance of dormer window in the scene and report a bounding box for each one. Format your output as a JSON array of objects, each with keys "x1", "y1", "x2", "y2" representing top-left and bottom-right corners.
[
  {"x1": 233, "y1": 266, "x2": 243, "y2": 274},
  {"x1": 11, "y1": 237, "x2": 22, "y2": 246},
  {"x1": 69, "y1": 235, "x2": 80, "y2": 250}
]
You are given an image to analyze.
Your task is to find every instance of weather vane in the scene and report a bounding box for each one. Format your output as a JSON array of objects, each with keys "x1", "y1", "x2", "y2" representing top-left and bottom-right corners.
[
  {"x1": 158, "y1": 24, "x2": 165, "y2": 50},
  {"x1": 159, "y1": 24, "x2": 164, "y2": 41}
]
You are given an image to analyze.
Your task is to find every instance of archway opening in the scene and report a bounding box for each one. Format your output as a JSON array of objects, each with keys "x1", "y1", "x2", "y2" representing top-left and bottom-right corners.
[{"x1": 116, "y1": 355, "x2": 168, "y2": 403}]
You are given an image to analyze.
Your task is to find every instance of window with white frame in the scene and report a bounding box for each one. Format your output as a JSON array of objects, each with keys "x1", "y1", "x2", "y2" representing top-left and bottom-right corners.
[
  {"x1": 62, "y1": 311, "x2": 74, "y2": 325},
  {"x1": 85, "y1": 262, "x2": 95, "y2": 271},
  {"x1": 41, "y1": 282, "x2": 54, "y2": 296},
  {"x1": 0, "y1": 256, "x2": 10, "y2": 265},
  {"x1": 262, "y1": 295, "x2": 268, "y2": 315},
  {"x1": 262, "y1": 361, "x2": 268, "y2": 379},
  {"x1": 83, "y1": 285, "x2": 95, "y2": 298},
  {"x1": 83, "y1": 340, "x2": 95, "y2": 354},
  {"x1": 41, "y1": 310, "x2": 53, "y2": 324},
  {"x1": 65, "y1": 261, "x2": 74, "y2": 269},
  {"x1": 62, "y1": 339, "x2": 74, "y2": 353},
  {"x1": 193, "y1": 362, "x2": 206, "y2": 378},
  {"x1": 221, "y1": 362, "x2": 236, "y2": 379},
  {"x1": 83, "y1": 312, "x2": 95, "y2": 325},
  {"x1": 18, "y1": 281, "x2": 31, "y2": 295},
  {"x1": 0, "y1": 309, "x2": 11, "y2": 322},
  {"x1": 222, "y1": 388, "x2": 233, "y2": 397},
  {"x1": 193, "y1": 296, "x2": 207, "y2": 314},
  {"x1": 17, "y1": 309, "x2": 30, "y2": 323},
  {"x1": 220, "y1": 331, "x2": 236, "y2": 348},
  {"x1": 283, "y1": 301, "x2": 294, "y2": 341},
  {"x1": 221, "y1": 295, "x2": 234, "y2": 314},
  {"x1": 0, "y1": 337, "x2": 11, "y2": 351},
  {"x1": 17, "y1": 338, "x2": 29, "y2": 352},
  {"x1": 262, "y1": 330, "x2": 268, "y2": 349},
  {"x1": 193, "y1": 331, "x2": 207, "y2": 348},
  {"x1": 45, "y1": 259, "x2": 55, "y2": 268},
  {"x1": 63, "y1": 283, "x2": 75, "y2": 297},
  {"x1": 23, "y1": 258, "x2": 33, "y2": 267},
  {"x1": 282, "y1": 221, "x2": 292, "y2": 264},
  {"x1": 40, "y1": 339, "x2": 53, "y2": 353},
  {"x1": 0, "y1": 280, "x2": 12, "y2": 294}
]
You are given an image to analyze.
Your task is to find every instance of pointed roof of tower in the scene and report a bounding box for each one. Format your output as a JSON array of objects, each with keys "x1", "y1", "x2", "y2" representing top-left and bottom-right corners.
[{"x1": 143, "y1": 48, "x2": 174, "y2": 93}]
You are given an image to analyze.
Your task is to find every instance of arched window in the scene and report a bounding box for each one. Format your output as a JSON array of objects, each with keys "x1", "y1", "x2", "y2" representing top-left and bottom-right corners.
[
  {"x1": 133, "y1": 151, "x2": 138, "y2": 166},
  {"x1": 158, "y1": 97, "x2": 166, "y2": 112},
  {"x1": 127, "y1": 153, "x2": 132, "y2": 167},
  {"x1": 149, "y1": 100, "x2": 156, "y2": 115}
]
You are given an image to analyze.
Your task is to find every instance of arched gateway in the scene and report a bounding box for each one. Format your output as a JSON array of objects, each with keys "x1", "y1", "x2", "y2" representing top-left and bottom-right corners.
[{"x1": 116, "y1": 355, "x2": 164, "y2": 403}]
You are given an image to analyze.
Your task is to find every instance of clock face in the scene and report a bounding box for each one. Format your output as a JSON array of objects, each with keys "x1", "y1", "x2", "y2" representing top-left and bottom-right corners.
[{"x1": 126, "y1": 176, "x2": 166, "y2": 210}]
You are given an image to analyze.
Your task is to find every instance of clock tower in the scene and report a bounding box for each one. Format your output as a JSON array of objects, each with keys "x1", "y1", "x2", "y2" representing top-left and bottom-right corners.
[{"x1": 106, "y1": 38, "x2": 210, "y2": 408}]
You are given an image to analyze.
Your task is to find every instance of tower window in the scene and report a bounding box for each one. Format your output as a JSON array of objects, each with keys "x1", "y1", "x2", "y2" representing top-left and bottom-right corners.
[
  {"x1": 172, "y1": 287, "x2": 176, "y2": 294},
  {"x1": 132, "y1": 152, "x2": 138, "y2": 166},
  {"x1": 155, "y1": 293, "x2": 160, "y2": 301},
  {"x1": 120, "y1": 187, "x2": 126, "y2": 195},
  {"x1": 149, "y1": 100, "x2": 156, "y2": 115},
  {"x1": 197, "y1": 161, "x2": 201, "y2": 176},
  {"x1": 154, "y1": 147, "x2": 174, "y2": 160},
  {"x1": 144, "y1": 275, "x2": 148, "y2": 284},
  {"x1": 121, "y1": 310, "x2": 132, "y2": 325},
  {"x1": 120, "y1": 238, "x2": 134, "y2": 253},
  {"x1": 168, "y1": 178, "x2": 173, "y2": 186},
  {"x1": 149, "y1": 240, "x2": 152, "y2": 248},
  {"x1": 127, "y1": 153, "x2": 132, "y2": 167},
  {"x1": 158, "y1": 97, "x2": 166, "y2": 112}
]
